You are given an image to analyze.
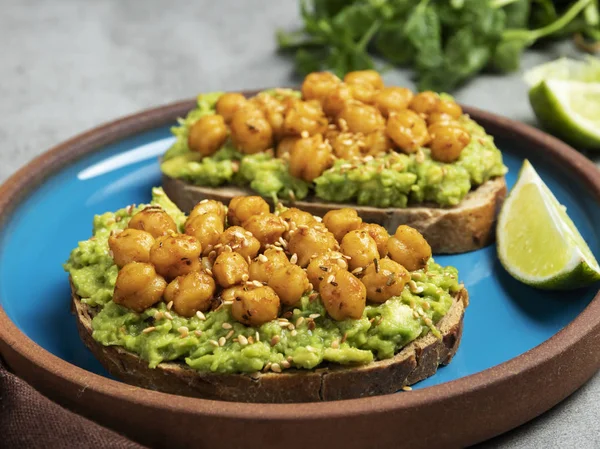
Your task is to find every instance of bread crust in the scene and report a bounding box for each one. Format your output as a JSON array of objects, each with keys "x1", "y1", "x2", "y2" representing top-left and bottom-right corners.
[
  {"x1": 162, "y1": 174, "x2": 507, "y2": 254},
  {"x1": 72, "y1": 283, "x2": 468, "y2": 403}
]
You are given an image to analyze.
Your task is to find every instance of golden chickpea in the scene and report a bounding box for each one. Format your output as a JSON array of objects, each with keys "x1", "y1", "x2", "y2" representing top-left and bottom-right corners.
[
  {"x1": 363, "y1": 129, "x2": 394, "y2": 156},
  {"x1": 340, "y1": 229, "x2": 380, "y2": 271},
  {"x1": 374, "y1": 87, "x2": 414, "y2": 118},
  {"x1": 242, "y1": 213, "x2": 286, "y2": 249},
  {"x1": 128, "y1": 206, "x2": 177, "y2": 239},
  {"x1": 216, "y1": 93, "x2": 248, "y2": 123},
  {"x1": 322, "y1": 83, "x2": 353, "y2": 117},
  {"x1": 231, "y1": 285, "x2": 280, "y2": 326},
  {"x1": 113, "y1": 262, "x2": 167, "y2": 313},
  {"x1": 338, "y1": 103, "x2": 385, "y2": 135},
  {"x1": 426, "y1": 112, "x2": 458, "y2": 126},
  {"x1": 251, "y1": 93, "x2": 286, "y2": 137},
  {"x1": 409, "y1": 91, "x2": 440, "y2": 116},
  {"x1": 323, "y1": 208, "x2": 362, "y2": 242},
  {"x1": 435, "y1": 99, "x2": 462, "y2": 119},
  {"x1": 268, "y1": 264, "x2": 310, "y2": 306},
  {"x1": 283, "y1": 100, "x2": 329, "y2": 136},
  {"x1": 428, "y1": 123, "x2": 471, "y2": 163},
  {"x1": 248, "y1": 248, "x2": 289, "y2": 284},
  {"x1": 319, "y1": 268, "x2": 366, "y2": 320},
  {"x1": 344, "y1": 70, "x2": 384, "y2": 90},
  {"x1": 306, "y1": 251, "x2": 348, "y2": 287},
  {"x1": 276, "y1": 136, "x2": 299, "y2": 159},
  {"x1": 287, "y1": 225, "x2": 338, "y2": 267},
  {"x1": 164, "y1": 271, "x2": 216, "y2": 317},
  {"x1": 108, "y1": 229, "x2": 154, "y2": 268},
  {"x1": 184, "y1": 213, "x2": 224, "y2": 255},
  {"x1": 328, "y1": 130, "x2": 362, "y2": 160},
  {"x1": 386, "y1": 109, "x2": 430, "y2": 154},
  {"x1": 387, "y1": 225, "x2": 432, "y2": 272},
  {"x1": 288, "y1": 133, "x2": 334, "y2": 182},
  {"x1": 360, "y1": 223, "x2": 389, "y2": 258},
  {"x1": 150, "y1": 234, "x2": 202, "y2": 281},
  {"x1": 217, "y1": 226, "x2": 260, "y2": 260},
  {"x1": 360, "y1": 258, "x2": 410, "y2": 303},
  {"x1": 301, "y1": 71, "x2": 341, "y2": 103},
  {"x1": 279, "y1": 207, "x2": 318, "y2": 239},
  {"x1": 227, "y1": 196, "x2": 270, "y2": 227},
  {"x1": 230, "y1": 107, "x2": 273, "y2": 154},
  {"x1": 187, "y1": 114, "x2": 228, "y2": 156},
  {"x1": 212, "y1": 251, "x2": 249, "y2": 288},
  {"x1": 188, "y1": 199, "x2": 227, "y2": 224},
  {"x1": 348, "y1": 82, "x2": 377, "y2": 104}
]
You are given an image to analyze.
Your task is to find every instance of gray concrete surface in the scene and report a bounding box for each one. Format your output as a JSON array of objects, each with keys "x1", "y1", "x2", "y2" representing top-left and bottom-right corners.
[{"x1": 1, "y1": 0, "x2": 599, "y2": 447}]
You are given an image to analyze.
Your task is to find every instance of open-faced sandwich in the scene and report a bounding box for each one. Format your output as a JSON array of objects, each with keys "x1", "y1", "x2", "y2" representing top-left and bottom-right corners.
[
  {"x1": 65, "y1": 188, "x2": 468, "y2": 403},
  {"x1": 161, "y1": 70, "x2": 507, "y2": 254}
]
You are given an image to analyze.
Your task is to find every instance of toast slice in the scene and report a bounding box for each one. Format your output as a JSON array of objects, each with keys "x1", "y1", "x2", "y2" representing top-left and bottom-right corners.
[
  {"x1": 162, "y1": 174, "x2": 507, "y2": 254},
  {"x1": 72, "y1": 283, "x2": 468, "y2": 403}
]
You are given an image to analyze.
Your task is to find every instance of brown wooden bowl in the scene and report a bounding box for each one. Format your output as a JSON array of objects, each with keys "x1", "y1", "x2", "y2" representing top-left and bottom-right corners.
[{"x1": 1, "y1": 95, "x2": 600, "y2": 449}]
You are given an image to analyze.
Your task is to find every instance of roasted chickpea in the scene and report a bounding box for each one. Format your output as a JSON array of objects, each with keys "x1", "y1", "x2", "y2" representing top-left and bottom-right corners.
[
  {"x1": 128, "y1": 206, "x2": 177, "y2": 239},
  {"x1": 386, "y1": 110, "x2": 430, "y2": 154},
  {"x1": 322, "y1": 83, "x2": 353, "y2": 117},
  {"x1": 164, "y1": 271, "x2": 216, "y2": 317},
  {"x1": 276, "y1": 136, "x2": 299, "y2": 159},
  {"x1": 184, "y1": 213, "x2": 224, "y2": 255},
  {"x1": 108, "y1": 229, "x2": 154, "y2": 268},
  {"x1": 227, "y1": 196, "x2": 270, "y2": 227},
  {"x1": 150, "y1": 234, "x2": 202, "y2": 281},
  {"x1": 426, "y1": 112, "x2": 458, "y2": 126},
  {"x1": 348, "y1": 82, "x2": 377, "y2": 104},
  {"x1": 113, "y1": 262, "x2": 167, "y2": 313},
  {"x1": 363, "y1": 129, "x2": 394, "y2": 156},
  {"x1": 230, "y1": 107, "x2": 273, "y2": 154},
  {"x1": 243, "y1": 213, "x2": 286, "y2": 249},
  {"x1": 360, "y1": 258, "x2": 410, "y2": 303},
  {"x1": 340, "y1": 229, "x2": 380, "y2": 271},
  {"x1": 323, "y1": 208, "x2": 362, "y2": 242},
  {"x1": 360, "y1": 223, "x2": 389, "y2": 258},
  {"x1": 268, "y1": 264, "x2": 310, "y2": 306},
  {"x1": 288, "y1": 226, "x2": 338, "y2": 267},
  {"x1": 288, "y1": 133, "x2": 334, "y2": 182},
  {"x1": 251, "y1": 92, "x2": 286, "y2": 137},
  {"x1": 435, "y1": 99, "x2": 462, "y2": 119},
  {"x1": 188, "y1": 199, "x2": 227, "y2": 224},
  {"x1": 328, "y1": 130, "x2": 362, "y2": 160},
  {"x1": 319, "y1": 268, "x2": 366, "y2": 320},
  {"x1": 306, "y1": 251, "x2": 348, "y2": 287},
  {"x1": 279, "y1": 207, "x2": 318, "y2": 239},
  {"x1": 409, "y1": 91, "x2": 440, "y2": 116},
  {"x1": 374, "y1": 87, "x2": 413, "y2": 117},
  {"x1": 248, "y1": 248, "x2": 289, "y2": 283},
  {"x1": 428, "y1": 123, "x2": 471, "y2": 163},
  {"x1": 387, "y1": 225, "x2": 432, "y2": 272},
  {"x1": 217, "y1": 226, "x2": 260, "y2": 260},
  {"x1": 338, "y1": 103, "x2": 385, "y2": 135},
  {"x1": 283, "y1": 100, "x2": 329, "y2": 137},
  {"x1": 231, "y1": 285, "x2": 280, "y2": 326},
  {"x1": 212, "y1": 251, "x2": 249, "y2": 288},
  {"x1": 344, "y1": 70, "x2": 384, "y2": 90},
  {"x1": 301, "y1": 72, "x2": 341, "y2": 103},
  {"x1": 187, "y1": 114, "x2": 228, "y2": 156},
  {"x1": 216, "y1": 93, "x2": 248, "y2": 123}
]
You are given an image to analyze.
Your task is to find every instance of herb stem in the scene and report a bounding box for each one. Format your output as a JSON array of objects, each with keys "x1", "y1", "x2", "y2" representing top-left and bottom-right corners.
[
  {"x1": 357, "y1": 19, "x2": 381, "y2": 51},
  {"x1": 490, "y1": 0, "x2": 521, "y2": 9}
]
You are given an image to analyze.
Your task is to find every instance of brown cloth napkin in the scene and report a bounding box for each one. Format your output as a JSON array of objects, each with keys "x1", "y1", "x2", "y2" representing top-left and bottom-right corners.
[{"x1": 0, "y1": 359, "x2": 147, "y2": 449}]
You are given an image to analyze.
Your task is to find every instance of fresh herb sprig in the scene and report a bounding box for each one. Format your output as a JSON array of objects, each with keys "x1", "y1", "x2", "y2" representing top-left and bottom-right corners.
[{"x1": 277, "y1": 0, "x2": 600, "y2": 92}]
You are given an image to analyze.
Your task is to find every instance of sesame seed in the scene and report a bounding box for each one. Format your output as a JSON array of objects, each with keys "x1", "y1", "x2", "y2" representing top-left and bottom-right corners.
[
  {"x1": 308, "y1": 283, "x2": 313, "y2": 291},
  {"x1": 223, "y1": 300, "x2": 234, "y2": 306},
  {"x1": 309, "y1": 293, "x2": 319, "y2": 302},
  {"x1": 331, "y1": 339, "x2": 340, "y2": 349},
  {"x1": 296, "y1": 317, "x2": 305, "y2": 327},
  {"x1": 327, "y1": 274, "x2": 335, "y2": 284},
  {"x1": 218, "y1": 337, "x2": 226, "y2": 346},
  {"x1": 154, "y1": 311, "x2": 164, "y2": 320},
  {"x1": 252, "y1": 280, "x2": 263, "y2": 288},
  {"x1": 238, "y1": 335, "x2": 248, "y2": 345},
  {"x1": 271, "y1": 335, "x2": 280, "y2": 346},
  {"x1": 402, "y1": 386, "x2": 413, "y2": 392},
  {"x1": 281, "y1": 360, "x2": 291, "y2": 369},
  {"x1": 314, "y1": 216, "x2": 322, "y2": 222},
  {"x1": 194, "y1": 330, "x2": 203, "y2": 337},
  {"x1": 290, "y1": 329, "x2": 298, "y2": 337},
  {"x1": 351, "y1": 267, "x2": 363, "y2": 274},
  {"x1": 226, "y1": 330, "x2": 235, "y2": 339},
  {"x1": 287, "y1": 324, "x2": 295, "y2": 331},
  {"x1": 271, "y1": 363, "x2": 282, "y2": 373},
  {"x1": 289, "y1": 253, "x2": 298, "y2": 265},
  {"x1": 247, "y1": 336, "x2": 255, "y2": 344},
  {"x1": 258, "y1": 254, "x2": 268, "y2": 263},
  {"x1": 336, "y1": 258, "x2": 347, "y2": 268},
  {"x1": 205, "y1": 269, "x2": 213, "y2": 276},
  {"x1": 142, "y1": 326, "x2": 156, "y2": 334},
  {"x1": 306, "y1": 345, "x2": 316, "y2": 353},
  {"x1": 241, "y1": 273, "x2": 249, "y2": 282},
  {"x1": 209, "y1": 340, "x2": 219, "y2": 347},
  {"x1": 263, "y1": 362, "x2": 272, "y2": 372},
  {"x1": 300, "y1": 131, "x2": 309, "y2": 139},
  {"x1": 167, "y1": 301, "x2": 173, "y2": 311},
  {"x1": 208, "y1": 250, "x2": 216, "y2": 259},
  {"x1": 278, "y1": 237, "x2": 287, "y2": 248},
  {"x1": 164, "y1": 312, "x2": 174, "y2": 320},
  {"x1": 297, "y1": 224, "x2": 309, "y2": 230},
  {"x1": 279, "y1": 321, "x2": 290, "y2": 328},
  {"x1": 196, "y1": 311, "x2": 206, "y2": 320},
  {"x1": 255, "y1": 331, "x2": 260, "y2": 342},
  {"x1": 214, "y1": 243, "x2": 223, "y2": 249},
  {"x1": 309, "y1": 313, "x2": 320, "y2": 319},
  {"x1": 222, "y1": 322, "x2": 232, "y2": 330}
]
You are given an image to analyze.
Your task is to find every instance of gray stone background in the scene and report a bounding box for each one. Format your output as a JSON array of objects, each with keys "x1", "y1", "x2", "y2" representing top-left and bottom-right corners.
[{"x1": 1, "y1": 0, "x2": 599, "y2": 447}]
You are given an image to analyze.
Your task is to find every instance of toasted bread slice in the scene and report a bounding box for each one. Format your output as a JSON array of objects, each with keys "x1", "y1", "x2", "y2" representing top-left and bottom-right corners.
[
  {"x1": 72, "y1": 283, "x2": 468, "y2": 403},
  {"x1": 162, "y1": 174, "x2": 506, "y2": 254}
]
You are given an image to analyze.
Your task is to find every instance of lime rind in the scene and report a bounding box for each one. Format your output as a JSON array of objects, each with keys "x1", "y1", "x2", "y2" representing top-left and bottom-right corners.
[
  {"x1": 524, "y1": 56, "x2": 600, "y2": 87},
  {"x1": 497, "y1": 160, "x2": 600, "y2": 290}
]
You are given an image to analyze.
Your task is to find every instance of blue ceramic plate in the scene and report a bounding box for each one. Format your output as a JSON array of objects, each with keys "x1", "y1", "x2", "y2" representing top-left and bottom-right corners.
[{"x1": 1, "y1": 116, "x2": 599, "y2": 389}]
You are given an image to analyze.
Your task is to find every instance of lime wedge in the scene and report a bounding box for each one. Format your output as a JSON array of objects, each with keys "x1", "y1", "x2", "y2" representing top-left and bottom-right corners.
[
  {"x1": 497, "y1": 160, "x2": 600, "y2": 290},
  {"x1": 524, "y1": 57, "x2": 600, "y2": 87}
]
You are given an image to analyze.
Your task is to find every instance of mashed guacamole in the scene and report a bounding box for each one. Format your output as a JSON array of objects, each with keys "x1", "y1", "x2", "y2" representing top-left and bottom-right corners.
[
  {"x1": 161, "y1": 91, "x2": 506, "y2": 208},
  {"x1": 64, "y1": 189, "x2": 462, "y2": 374}
]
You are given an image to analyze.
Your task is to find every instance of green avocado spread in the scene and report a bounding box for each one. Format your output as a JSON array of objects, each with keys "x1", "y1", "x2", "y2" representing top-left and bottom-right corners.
[
  {"x1": 161, "y1": 91, "x2": 506, "y2": 208},
  {"x1": 65, "y1": 188, "x2": 462, "y2": 374}
]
